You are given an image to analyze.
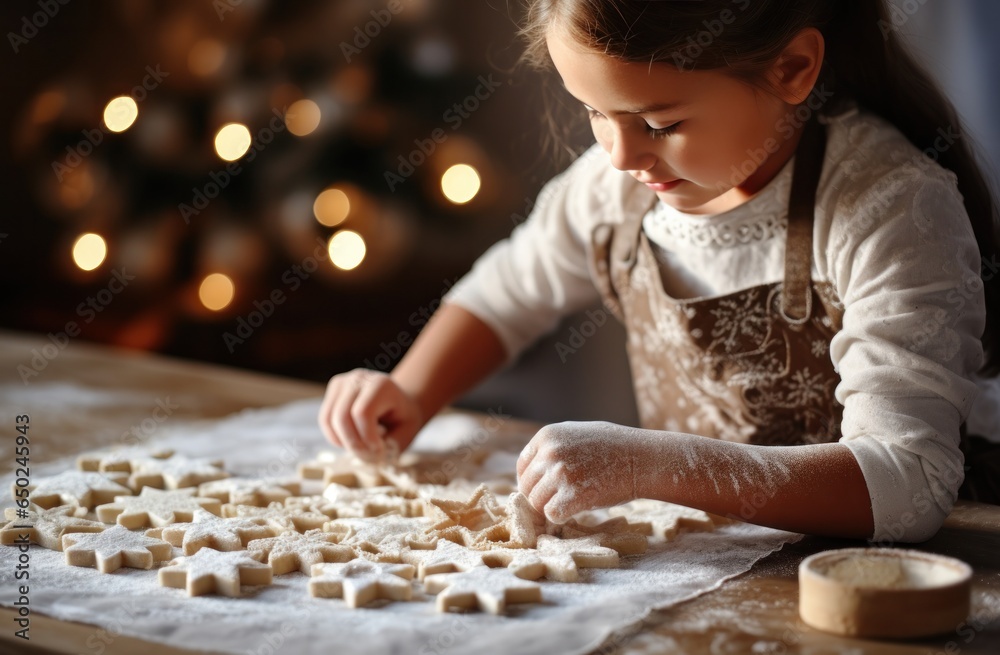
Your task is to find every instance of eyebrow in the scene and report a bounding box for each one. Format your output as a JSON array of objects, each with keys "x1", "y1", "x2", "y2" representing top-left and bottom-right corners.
[{"x1": 565, "y1": 85, "x2": 687, "y2": 115}]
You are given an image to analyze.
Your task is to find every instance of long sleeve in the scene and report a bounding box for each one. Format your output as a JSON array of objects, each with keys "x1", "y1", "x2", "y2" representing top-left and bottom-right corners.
[
  {"x1": 822, "y1": 155, "x2": 986, "y2": 543},
  {"x1": 443, "y1": 146, "x2": 617, "y2": 364}
]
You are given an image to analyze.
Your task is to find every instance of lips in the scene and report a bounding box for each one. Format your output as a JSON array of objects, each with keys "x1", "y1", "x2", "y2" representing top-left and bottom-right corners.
[{"x1": 643, "y1": 179, "x2": 683, "y2": 191}]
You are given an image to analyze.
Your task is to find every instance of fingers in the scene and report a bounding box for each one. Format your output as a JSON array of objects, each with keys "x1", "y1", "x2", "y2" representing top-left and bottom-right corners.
[
  {"x1": 330, "y1": 377, "x2": 369, "y2": 460},
  {"x1": 318, "y1": 377, "x2": 345, "y2": 448}
]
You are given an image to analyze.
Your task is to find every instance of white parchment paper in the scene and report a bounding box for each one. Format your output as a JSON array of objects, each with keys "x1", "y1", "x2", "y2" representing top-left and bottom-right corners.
[{"x1": 0, "y1": 396, "x2": 801, "y2": 655}]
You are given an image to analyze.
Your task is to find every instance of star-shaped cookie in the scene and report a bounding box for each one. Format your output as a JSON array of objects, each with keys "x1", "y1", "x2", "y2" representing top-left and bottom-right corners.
[
  {"x1": 309, "y1": 560, "x2": 415, "y2": 607},
  {"x1": 1, "y1": 506, "x2": 105, "y2": 551},
  {"x1": 146, "y1": 509, "x2": 275, "y2": 555},
  {"x1": 63, "y1": 525, "x2": 173, "y2": 573},
  {"x1": 424, "y1": 566, "x2": 541, "y2": 614},
  {"x1": 158, "y1": 548, "x2": 273, "y2": 597},
  {"x1": 16, "y1": 471, "x2": 132, "y2": 510},
  {"x1": 483, "y1": 534, "x2": 619, "y2": 582},
  {"x1": 246, "y1": 529, "x2": 354, "y2": 575},
  {"x1": 96, "y1": 488, "x2": 222, "y2": 528}
]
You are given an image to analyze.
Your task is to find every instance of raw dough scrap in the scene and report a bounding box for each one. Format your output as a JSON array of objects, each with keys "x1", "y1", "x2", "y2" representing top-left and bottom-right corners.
[
  {"x1": 552, "y1": 517, "x2": 650, "y2": 555},
  {"x1": 426, "y1": 484, "x2": 509, "y2": 548},
  {"x1": 129, "y1": 455, "x2": 229, "y2": 490},
  {"x1": 146, "y1": 509, "x2": 275, "y2": 555},
  {"x1": 401, "y1": 540, "x2": 487, "y2": 580},
  {"x1": 426, "y1": 487, "x2": 543, "y2": 550},
  {"x1": 198, "y1": 477, "x2": 300, "y2": 507},
  {"x1": 96, "y1": 488, "x2": 223, "y2": 528},
  {"x1": 607, "y1": 499, "x2": 727, "y2": 540},
  {"x1": 246, "y1": 529, "x2": 354, "y2": 575},
  {"x1": 309, "y1": 560, "x2": 415, "y2": 607},
  {"x1": 322, "y1": 483, "x2": 423, "y2": 518},
  {"x1": 16, "y1": 470, "x2": 132, "y2": 510},
  {"x1": 63, "y1": 525, "x2": 173, "y2": 573},
  {"x1": 222, "y1": 502, "x2": 330, "y2": 533},
  {"x1": 76, "y1": 445, "x2": 174, "y2": 473},
  {"x1": 1, "y1": 506, "x2": 105, "y2": 551},
  {"x1": 424, "y1": 566, "x2": 542, "y2": 614},
  {"x1": 159, "y1": 548, "x2": 273, "y2": 597},
  {"x1": 483, "y1": 534, "x2": 619, "y2": 583},
  {"x1": 323, "y1": 516, "x2": 437, "y2": 562}
]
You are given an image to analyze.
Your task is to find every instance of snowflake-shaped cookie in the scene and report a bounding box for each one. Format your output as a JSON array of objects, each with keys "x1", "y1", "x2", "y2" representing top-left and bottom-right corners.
[
  {"x1": 309, "y1": 560, "x2": 414, "y2": 607},
  {"x1": 1, "y1": 506, "x2": 105, "y2": 551},
  {"x1": 159, "y1": 548, "x2": 273, "y2": 597},
  {"x1": 146, "y1": 509, "x2": 275, "y2": 555},
  {"x1": 401, "y1": 540, "x2": 487, "y2": 580},
  {"x1": 222, "y1": 502, "x2": 330, "y2": 533},
  {"x1": 15, "y1": 470, "x2": 132, "y2": 510},
  {"x1": 483, "y1": 535, "x2": 619, "y2": 582},
  {"x1": 246, "y1": 529, "x2": 354, "y2": 575},
  {"x1": 322, "y1": 483, "x2": 422, "y2": 518},
  {"x1": 76, "y1": 444, "x2": 174, "y2": 473},
  {"x1": 197, "y1": 477, "x2": 300, "y2": 507},
  {"x1": 129, "y1": 455, "x2": 229, "y2": 490},
  {"x1": 63, "y1": 525, "x2": 173, "y2": 573},
  {"x1": 96, "y1": 488, "x2": 223, "y2": 528},
  {"x1": 607, "y1": 499, "x2": 724, "y2": 540},
  {"x1": 324, "y1": 516, "x2": 436, "y2": 562},
  {"x1": 424, "y1": 567, "x2": 541, "y2": 614}
]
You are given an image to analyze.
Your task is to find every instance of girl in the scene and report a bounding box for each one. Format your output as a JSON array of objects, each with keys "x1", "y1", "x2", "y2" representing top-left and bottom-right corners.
[{"x1": 319, "y1": 0, "x2": 1000, "y2": 543}]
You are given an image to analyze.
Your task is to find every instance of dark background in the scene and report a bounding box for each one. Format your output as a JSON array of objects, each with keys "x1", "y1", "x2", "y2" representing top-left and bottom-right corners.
[{"x1": 1, "y1": 0, "x2": 997, "y2": 426}]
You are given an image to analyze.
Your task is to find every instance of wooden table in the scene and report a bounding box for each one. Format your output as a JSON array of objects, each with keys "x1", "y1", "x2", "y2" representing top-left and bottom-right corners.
[{"x1": 2, "y1": 330, "x2": 998, "y2": 655}]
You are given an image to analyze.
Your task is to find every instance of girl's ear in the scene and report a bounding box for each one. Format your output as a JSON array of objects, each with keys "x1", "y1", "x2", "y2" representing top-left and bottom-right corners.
[{"x1": 767, "y1": 27, "x2": 826, "y2": 106}]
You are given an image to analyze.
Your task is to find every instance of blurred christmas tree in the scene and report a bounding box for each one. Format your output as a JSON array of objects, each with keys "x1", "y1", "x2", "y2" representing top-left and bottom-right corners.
[{"x1": 1, "y1": 0, "x2": 577, "y2": 381}]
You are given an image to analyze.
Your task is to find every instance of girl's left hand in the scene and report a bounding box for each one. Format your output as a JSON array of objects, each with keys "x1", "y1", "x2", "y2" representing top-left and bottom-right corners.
[{"x1": 516, "y1": 420, "x2": 657, "y2": 523}]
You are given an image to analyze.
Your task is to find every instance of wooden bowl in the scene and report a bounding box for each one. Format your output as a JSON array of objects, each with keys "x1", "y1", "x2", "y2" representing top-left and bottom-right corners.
[{"x1": 799, "y1": 547, "x2": 971, "y2": 638}]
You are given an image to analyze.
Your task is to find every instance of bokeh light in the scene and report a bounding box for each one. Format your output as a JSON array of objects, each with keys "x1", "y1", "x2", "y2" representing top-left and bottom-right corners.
[
  {"x1": 286, "y1": 99, "x2": 322, "y2": 137},
  {"x1": 72, "y1": 233, "x2": 107, "y2": 271},
  {"x1": 313, "y1": 187, "x2": 351, "y2": 227},
  {"x1": 214, "y1": 123, "x2": 252, "y2": 161},
  {"x1": 441, "y1": 164, "x2": 481, "y2": 204},
  {"x1": 198, "y1": 273, "x2": 235, "y2": 311},
  {"x1": 103, "y1": 96, "x2": 139, "y2": 133},
  {"x1": 327, "y1": 231, "x2": 366, "y2": 271},
  {"x1": 188, "y1": 39, "x2": 226, "y2": 77}
]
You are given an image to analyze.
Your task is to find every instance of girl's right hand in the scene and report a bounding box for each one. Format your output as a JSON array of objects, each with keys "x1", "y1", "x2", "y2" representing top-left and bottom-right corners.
[{"x1": 317, "y1": 369, "x2": 425, "y2": 462}]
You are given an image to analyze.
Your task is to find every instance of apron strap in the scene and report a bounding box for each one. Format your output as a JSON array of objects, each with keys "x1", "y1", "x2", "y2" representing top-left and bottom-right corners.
[{"x1": 781, "y1": 114, "x2": 827, "y2": 323}]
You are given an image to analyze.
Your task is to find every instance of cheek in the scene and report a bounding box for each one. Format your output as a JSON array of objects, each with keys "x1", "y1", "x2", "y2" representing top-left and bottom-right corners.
[{"x1": 591, "y1": 121, "x2": 614, "y2": 151}]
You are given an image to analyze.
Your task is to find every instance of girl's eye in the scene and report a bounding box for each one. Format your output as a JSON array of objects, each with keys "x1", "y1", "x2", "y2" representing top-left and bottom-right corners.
[{"x1": 647, "y1": 122, "x2": 682, "y2": 138}]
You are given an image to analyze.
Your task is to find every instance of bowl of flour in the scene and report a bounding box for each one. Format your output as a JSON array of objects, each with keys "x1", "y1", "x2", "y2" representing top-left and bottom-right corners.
[{"x1": 799, "y1": 547, "x2": 972, "y2": 638}]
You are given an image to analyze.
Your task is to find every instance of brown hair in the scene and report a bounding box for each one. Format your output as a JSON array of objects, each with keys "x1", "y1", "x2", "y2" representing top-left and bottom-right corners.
[{"x1": 519, "y1": 0, "x2": 1000, "y2": 374}]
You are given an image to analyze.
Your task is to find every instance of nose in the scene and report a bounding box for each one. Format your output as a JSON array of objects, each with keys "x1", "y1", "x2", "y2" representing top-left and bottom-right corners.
[{"x1": 605, "y1": 125, "x2": 656, "y2": 173}]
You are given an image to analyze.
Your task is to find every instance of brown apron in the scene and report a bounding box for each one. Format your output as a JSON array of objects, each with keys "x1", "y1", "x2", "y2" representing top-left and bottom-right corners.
[{"x1": 590, "y1": 115, "x2": 845, "y2": 445}]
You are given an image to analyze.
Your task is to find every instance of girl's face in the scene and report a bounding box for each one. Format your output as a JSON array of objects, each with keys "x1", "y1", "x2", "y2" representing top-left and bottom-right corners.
[{"x1": 546, "y1": 27, "x2": 806, "y2": 216}]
